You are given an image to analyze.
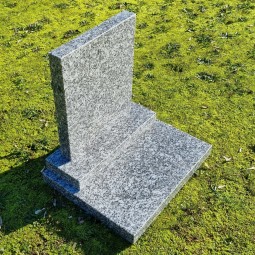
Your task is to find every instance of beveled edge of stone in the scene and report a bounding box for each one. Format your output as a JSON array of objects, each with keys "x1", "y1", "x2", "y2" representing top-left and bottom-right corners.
[{"x1": 49, "y1": 10, "x2": 135, "y2": 59}]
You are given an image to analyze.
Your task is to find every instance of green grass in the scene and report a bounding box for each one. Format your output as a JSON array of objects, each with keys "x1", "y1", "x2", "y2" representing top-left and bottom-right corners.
[{"x1": 0, "y1": 0, "x2": 255, "y2": 254}]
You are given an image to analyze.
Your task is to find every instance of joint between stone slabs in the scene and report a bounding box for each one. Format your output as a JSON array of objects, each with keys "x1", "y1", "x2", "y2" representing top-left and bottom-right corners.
[{"x1": 78, "y1": 108, "x2": 156, "y2": 186}]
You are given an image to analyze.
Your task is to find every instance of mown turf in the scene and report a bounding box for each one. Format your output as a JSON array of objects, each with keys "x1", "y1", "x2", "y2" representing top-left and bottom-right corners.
[{"x1": 0, "y1": 0, "x2": 255, "y2": 254}]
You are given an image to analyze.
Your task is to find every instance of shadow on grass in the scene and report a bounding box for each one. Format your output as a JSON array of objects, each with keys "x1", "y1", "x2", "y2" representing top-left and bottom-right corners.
[{"x1": 0, "y1": 151, "x2": 130, "y2": 254}]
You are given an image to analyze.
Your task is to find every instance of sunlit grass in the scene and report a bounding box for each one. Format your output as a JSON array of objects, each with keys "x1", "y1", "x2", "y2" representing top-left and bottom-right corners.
[{"x1": 0, "y1": 0, "x2": 255, "y2": 254}]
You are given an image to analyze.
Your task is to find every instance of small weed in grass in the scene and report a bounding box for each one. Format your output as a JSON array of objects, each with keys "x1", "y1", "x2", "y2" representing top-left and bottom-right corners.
[
  {"x1": 22, "y1": 108, "x2": 42, "y2": 120},
  {"x1": 196, "y1": 72, "x2": 217, "y2": 82},
  {"x1": 160, "y1": 5, "x2": 168, "y2": 11},
  {"x1": 196, "y1": 34, "x2": 213, "y2": 45},
  {"x1": 82, "y1": 11, "x2": 95, "y2": 19},
  {"x1": 32, "y1": 46, "x2": 41, "y2": 52},
  {"x1": 247, "y1": 46, "x2": 255, "y2": 60},
  {"x1": 62, "y1": 30, "x2": 80, "y2": 39},
  {"x1": 161, "y1": 16, "x2": 171, "y2": 23},
  {"x1": 198, "y1": 5, "x2": 206, "y2": 13},
  {"x1": 220, "y1": 32, "x2": 235, "y2": 39},
  {"x1": 164, "y1": 0, "x2": 175, "y2": 4},
  {"x1": 197, "y1": 57, "x2": 212, "y2": 65},
  {"x1": 186, "y1": 83, "x2": 199, "y2": 95},
  {"x1": 154, "y1": 25, "x2": 168, "y2": 33},
  {"x1": 145, "y1": 73, "x2": 155, "y2": 79},
  {"x1": 28, "y1": 138, "x2": 49, "y2": 152},
  {"x1": 219, "y1": 4, "x2": 233, "y2": 12},
  {"x1": 224, "y1": 60, "x2": 244, "y2": 74},
  {"x1": 249, "y1": 145, "x2": 255, "y2": 153},
  {"x1": 211, "y1": 46, "x2": 221, "y2": 55},
  {"x1": 133, "y1": 71, "x2": 142, "y2": 79},
  {"x1": 237, "y1": 2, "x2": 255, "y2": 13},
  {"x1": 54, "y1": 3, "x2": 69, "y2": 9},
  {"x1": 217, "y1": 4, "x2": 233, "y2": 22},
  {"x1": 224, "y1": 82, "x2": 253, "y2": 96},
  {"x1": 16, "y1": 52, "x2": 28, "y2": 60},
  {"x1": 164, "y1": 63, "x2": 184, "y2": 72},
  {"x1": 108, "y1": 3, "x2": 138, "y2": 12},
  {"x1": 108, "y1": 3, "x2": 122, "y2": 10},
  {"x1": 39, "y1": 17, "x2": 51, "y2": 24},
  {"x1": 79, "y1": 20, "x2": 89, "y2": 26},
  {"x1": 13, "y1": 22, "x2": 43, "y2": 34},
  {"x1": 27, "y1": 143, "x2": 38, "y2": 152},
  {"x1": 4, "y1": 2, "x2": 17, "y2": 8},
  {"x1": 160, "y1": 42, "x2": 180, "y2": 58},
  {"x1": 143, "y1": 63, "x2": 154, "y2": 70},
  {"x1": 186, "y1": 26, "x2": 196, "y2": 32},
  {"x1": 10, "y1": 73, "x2": 26, "y2": 90},
  {"x1": 124, "y1": 3, "x2": 139, "y2": 13},
  {"x1": 24, "y1": 22, "x2": 43, "y2": 32},
  {"x1": 22, "y1": 43, "x2": 34, "y2": 49},
  {"x1": 182, "y1": 8, "x2": 198, "y2": 19},
  {"x1": 11, "y1": 77, "x2": 25, "y2": 90},
  {"x1": 1, "y1": 148, "x2": 30, "y2": 161},
  {"x1": 237, "y1": 17, "x2": 248, "y2": 22},
  {"x1": 135, "y1": 42, "x2": 143, "y2": 48},
  {"x1": 137, "y1": 22, "x2": 148, "y2": 29}
]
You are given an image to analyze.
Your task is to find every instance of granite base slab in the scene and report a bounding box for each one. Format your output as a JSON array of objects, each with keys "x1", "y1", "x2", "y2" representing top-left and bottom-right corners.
[{"x1": 42, "y1": 120, "x2": 211, "y2": 243}]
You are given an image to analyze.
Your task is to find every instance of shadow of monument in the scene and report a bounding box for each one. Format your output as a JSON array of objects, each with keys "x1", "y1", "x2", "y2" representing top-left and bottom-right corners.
[{"x1": 0, "y1": 151, "x2": 130, "y2": 254}]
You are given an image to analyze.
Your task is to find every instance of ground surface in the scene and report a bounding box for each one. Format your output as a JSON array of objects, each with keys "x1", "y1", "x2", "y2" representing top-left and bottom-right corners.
[{"x1": 0, "y1": 0, "x2": 255, "y2": 254}]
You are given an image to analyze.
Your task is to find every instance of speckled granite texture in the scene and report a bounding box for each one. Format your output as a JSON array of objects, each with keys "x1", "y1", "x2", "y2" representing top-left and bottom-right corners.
[
  {"x1": 43, "y1": 11, "x2": 212, "y2": 243},
  {"x1": 49, "y1": 11, "x2": 136, "y2": 160}
]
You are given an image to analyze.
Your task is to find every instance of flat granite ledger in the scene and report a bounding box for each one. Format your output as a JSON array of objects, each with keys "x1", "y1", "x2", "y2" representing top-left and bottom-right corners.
[{"x1": 42, "y1": 10, "x2": 212, "y2": 243}]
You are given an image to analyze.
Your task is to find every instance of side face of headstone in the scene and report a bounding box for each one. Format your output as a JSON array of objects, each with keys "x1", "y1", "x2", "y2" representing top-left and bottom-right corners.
[{"x1": 49, "y1": 11, "x2": 136, "y2": 160}]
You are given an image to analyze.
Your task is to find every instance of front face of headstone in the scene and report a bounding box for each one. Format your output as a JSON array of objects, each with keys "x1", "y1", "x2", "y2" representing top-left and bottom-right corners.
[{"x1": 49, "y1": 12, "x2": 136, "y2": 160}]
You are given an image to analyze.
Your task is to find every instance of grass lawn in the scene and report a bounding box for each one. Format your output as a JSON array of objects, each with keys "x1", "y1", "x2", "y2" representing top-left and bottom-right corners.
[{"x1": 0, "y1": 0, "x2": 255, "y2": 254}]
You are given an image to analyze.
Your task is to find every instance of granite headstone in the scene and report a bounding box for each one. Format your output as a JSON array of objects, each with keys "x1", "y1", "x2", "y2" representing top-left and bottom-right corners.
[{"x1": 42, "y1": 11, "x2": 212, "y2": 243}]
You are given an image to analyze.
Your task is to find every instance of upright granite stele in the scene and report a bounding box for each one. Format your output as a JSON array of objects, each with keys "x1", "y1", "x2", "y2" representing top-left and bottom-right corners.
[{"x1": 42, "y1": 11, "x2": 212, "y2": 243}]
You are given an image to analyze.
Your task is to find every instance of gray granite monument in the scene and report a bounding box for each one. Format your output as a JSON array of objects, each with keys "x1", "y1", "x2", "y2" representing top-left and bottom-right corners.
[{"x1": 42, "y1": 11, "x2": 212, "y2": 243}]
